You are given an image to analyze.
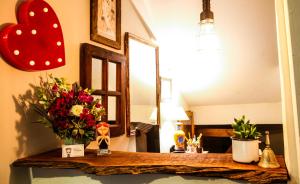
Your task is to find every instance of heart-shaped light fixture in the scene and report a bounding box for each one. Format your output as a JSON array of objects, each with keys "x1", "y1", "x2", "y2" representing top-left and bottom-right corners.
[{"x1": 0, "y1": 0, "x2": 65, "y2": 71}]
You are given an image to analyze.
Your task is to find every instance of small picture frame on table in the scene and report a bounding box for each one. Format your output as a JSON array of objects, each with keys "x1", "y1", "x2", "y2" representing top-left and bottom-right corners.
[
  {"x1": 90, "y1": 0, "x2": 121, "y2": 49},
  {"x1": 62, "y1": 144, "x2": 84, "y2": 158}
]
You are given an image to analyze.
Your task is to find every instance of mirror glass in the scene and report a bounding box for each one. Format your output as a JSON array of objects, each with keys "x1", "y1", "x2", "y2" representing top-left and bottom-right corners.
[
  {"x1": 108, "y1": 62, "x2": 117, "y2": 91},
  {"x1": 92, "y1": 58, "x2": 103, "y2": 89},
  {"x1": 129, "y1": 38, "x2": 157, "y2": 123},
  {"x1": 108, "y1": 96, "x2": 117, "y2": 122}
]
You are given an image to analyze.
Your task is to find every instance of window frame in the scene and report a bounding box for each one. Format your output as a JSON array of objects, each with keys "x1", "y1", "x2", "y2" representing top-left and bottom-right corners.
[{"x1": 80, "y1": 43, "x2": 126, "y2": 137}]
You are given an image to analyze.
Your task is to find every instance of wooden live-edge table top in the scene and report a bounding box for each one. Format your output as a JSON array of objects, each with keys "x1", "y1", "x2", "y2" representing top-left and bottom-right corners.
[{"x1": 13, "y1": 149, "x2": 288, "y2": 184}]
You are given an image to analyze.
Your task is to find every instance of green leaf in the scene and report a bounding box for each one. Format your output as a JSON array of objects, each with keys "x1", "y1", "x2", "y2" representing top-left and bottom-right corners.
[
  {"x1": 79, "y1": 129, "x2": 84, "y2": 135},
  {"x1": 251, "y1": 127, "x2": 256, "y2": 135},
  {"x1": 231, "y1": 115, "x2": 261, "y2": 139},
  {"x1": 72, "y1": 129, "x2": 78, "y2": 136}
]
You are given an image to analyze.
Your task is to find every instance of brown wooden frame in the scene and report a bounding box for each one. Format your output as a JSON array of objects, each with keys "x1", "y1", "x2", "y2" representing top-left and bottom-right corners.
[
  {"x1": 124, "y1": 32, "x2": 161, "y2": 136},
  {"x1": 80, "y1": 43, "x2": 126, "y2": 137},
  {"x1": 90, "y1": 0, "x2": 121, "y2": 49}
]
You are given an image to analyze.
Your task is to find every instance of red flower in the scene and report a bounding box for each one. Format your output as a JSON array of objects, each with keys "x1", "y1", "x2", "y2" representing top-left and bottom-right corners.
[
  {"x1": 87, "y1": 119, "x2": 96, "y2": 127},
  {"x1": 54, "y1": 120, "x2": 69, "y2": 129},
  {"x1": 95, "y1": 103, "x2": 102, "y2": 108},
  {"x1": 49, "y1": 96, "x2": 71, "y2": 117},
  {"x1": 67, "y1": 90, "x2": 74, "y2": 99},
  {"x1": 52, "y1": 83, "x2": 58, "y2": 93},
  {"x1": 78, "y1": 90, "x2": 94, "y2": 104},
  {"x1": 79, "y1": 109, "x2": 96, "y2": 128}
]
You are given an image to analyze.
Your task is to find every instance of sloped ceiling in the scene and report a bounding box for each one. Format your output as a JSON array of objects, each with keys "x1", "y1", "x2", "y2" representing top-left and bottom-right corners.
[{"x1": 131, "y1": 0, "x2": 281, "y2": 106}]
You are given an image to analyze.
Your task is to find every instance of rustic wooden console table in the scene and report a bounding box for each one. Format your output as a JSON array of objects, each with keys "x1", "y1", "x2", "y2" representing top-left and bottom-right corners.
[{"x1": 13, "y1": 149, "x2": 288, "y2": 184}]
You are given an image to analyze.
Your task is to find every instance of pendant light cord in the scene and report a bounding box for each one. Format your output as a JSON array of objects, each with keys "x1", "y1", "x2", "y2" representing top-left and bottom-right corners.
[{"x1": 203, "y1": 0, "x2": 211, "y2": 11}]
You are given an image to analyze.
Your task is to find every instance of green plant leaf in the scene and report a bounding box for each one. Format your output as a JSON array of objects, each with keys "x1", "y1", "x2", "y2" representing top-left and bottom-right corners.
[
  {"x1": 72, "y1": 129, "x2": 78, "y2": 136},
  {"x1": 231, "y1": 115, "x2": 261, "y2": 139},
  {"x1": 79, "y1": 129, "x2": 84, "y2": 135}
]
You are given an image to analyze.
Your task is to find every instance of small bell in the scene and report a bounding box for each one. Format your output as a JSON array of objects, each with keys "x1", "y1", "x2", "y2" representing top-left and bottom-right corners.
[{"x1": 258, "y1": 131, "x2": 280, "y2": 168}]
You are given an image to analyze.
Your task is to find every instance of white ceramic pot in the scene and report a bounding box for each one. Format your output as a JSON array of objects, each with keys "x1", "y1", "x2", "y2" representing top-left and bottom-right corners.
[{"x1": 232, "y1": 139, "x2": 259, "y2": 163}]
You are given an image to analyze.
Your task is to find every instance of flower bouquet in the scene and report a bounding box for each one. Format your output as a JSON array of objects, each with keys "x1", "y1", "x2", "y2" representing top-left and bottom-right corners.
[{"x1": 33, "y1": 74, "x2": 105, "y2": 147}]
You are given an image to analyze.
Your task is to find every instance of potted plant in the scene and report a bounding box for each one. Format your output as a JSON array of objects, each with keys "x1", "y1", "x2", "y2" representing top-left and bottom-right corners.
[{"x1": 231, "y1": 115, "x2": 261, "y2": 163}]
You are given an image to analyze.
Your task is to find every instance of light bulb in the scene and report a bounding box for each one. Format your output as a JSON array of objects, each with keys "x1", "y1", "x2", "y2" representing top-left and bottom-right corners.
[{"x1": 197, "y1": 22, "x2": 221, "y2": 52}]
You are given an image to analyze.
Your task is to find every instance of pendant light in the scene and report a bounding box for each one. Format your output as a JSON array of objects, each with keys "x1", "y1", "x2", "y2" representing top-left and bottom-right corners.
[{"x1": 197, "y1": 0, "x2": 221, "y2": 52}]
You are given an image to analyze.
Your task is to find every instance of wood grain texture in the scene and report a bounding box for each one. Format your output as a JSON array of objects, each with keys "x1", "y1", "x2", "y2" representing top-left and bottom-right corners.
[{"x1": 13, "y1": 149, "x2": 288, "y2": 184}]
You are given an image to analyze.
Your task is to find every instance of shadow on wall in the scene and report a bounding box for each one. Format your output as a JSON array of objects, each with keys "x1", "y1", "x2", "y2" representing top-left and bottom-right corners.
[{"x1": 9, "y1": 84, "x2": 59, "y2": 184}]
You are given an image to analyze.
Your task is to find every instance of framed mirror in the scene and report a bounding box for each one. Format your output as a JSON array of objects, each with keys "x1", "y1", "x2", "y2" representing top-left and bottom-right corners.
[
  {"x1": 125, "y1": 32, "x2": 161, "y2": 136},
  {"x1": 80, "y1": 43, "x2": 126, "y2": 137}
]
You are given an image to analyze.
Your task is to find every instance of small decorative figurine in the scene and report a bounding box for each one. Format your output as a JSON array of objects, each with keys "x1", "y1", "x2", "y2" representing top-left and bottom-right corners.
[
  {"x1": 96, "y1": 122, "x2": 111, "y2": 155},
  {"x1": 186, "y1": 133, "x2": 202, "y2": 153},
  {"x1": 173, "y1": 122, "x2": 186, "y2": 153}
]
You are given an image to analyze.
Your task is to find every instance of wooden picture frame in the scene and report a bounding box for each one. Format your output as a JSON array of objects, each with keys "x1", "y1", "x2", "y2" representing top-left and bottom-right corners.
[
  {"x1": 124, "y1": 32, "x2": 161, "y2": 136},
  {"x1": 90, "y1": 0, "x2": 121, "y2": 49},
  {"x1": 80, "y1": 43, "x2": 126, "y2": 137}
]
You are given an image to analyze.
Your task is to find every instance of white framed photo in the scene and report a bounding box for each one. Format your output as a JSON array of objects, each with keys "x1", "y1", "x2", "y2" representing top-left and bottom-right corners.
[{"x1": 62, "y1": 144, "x2": 84, "y2": 158}]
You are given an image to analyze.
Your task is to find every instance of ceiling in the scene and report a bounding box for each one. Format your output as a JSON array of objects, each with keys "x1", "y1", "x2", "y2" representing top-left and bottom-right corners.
[{"x1": 131, "y1": 0, "x2": 281, "y2": 106}]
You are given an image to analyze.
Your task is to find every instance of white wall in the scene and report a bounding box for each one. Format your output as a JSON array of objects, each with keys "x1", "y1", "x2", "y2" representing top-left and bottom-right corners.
[
  {"x1": 131, "y1": 105, "x2": 156, "y2": 123},
  {"x1": 190, "y1": 102, "x2": 282, "y2": 124}
]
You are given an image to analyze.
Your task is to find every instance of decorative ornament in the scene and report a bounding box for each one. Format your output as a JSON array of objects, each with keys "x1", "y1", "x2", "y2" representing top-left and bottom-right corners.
[
  {"x1": 0, "y1": 0, "x2": 65, "y2": 71},
  {"x1": 258, "y1": 131, "x2": 280, "y2": 168},
  {"x1": 96, "y1": 122, "x2": 111, "y2": 155},
  {"x1": 173, "y1": 122, "x2": 186, "y2": 153}
]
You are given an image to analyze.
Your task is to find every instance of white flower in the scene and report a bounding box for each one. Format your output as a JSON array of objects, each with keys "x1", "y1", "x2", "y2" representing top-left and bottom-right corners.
[{"x1": 70, "y1": 105, "x2": 83, "y2": 117}]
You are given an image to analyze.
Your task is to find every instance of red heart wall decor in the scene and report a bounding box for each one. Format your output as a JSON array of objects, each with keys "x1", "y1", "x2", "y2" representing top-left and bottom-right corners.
[{"x1": 0, "y1": 0, "x2": 65, "y2": 71}]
